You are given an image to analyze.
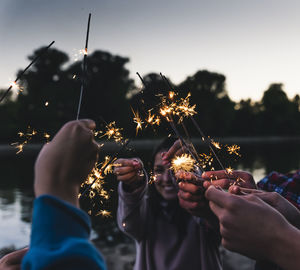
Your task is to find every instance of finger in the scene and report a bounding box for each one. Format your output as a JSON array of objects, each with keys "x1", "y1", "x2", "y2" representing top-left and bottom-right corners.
[
  {"x1": 179, "y1": 197, "x2": 199, "y2": 210},
  {"x1": 208, "y1": 179, "x2": 232, "y2": 189},
  {"x1": 114, "y1": 166, "x2": 137, "y2": 176},
  {"x1": 175, "y1": 171, "x2": 199, "y2": 181},
  {"x1": 114, "y1": 158, "x2": 141, "y2": 168},
  {"x1": 178, "y1": 190, "x2": 205, "y2": 202},
  {"x1": 2, "y1": 247, "x2": 28, "y2": 265},
  {"x1": 205, "y1": 185, "x2": 234, "y2": 208},
  {"x1": 202, "y1": 170, "x2": 249, "y2": 181},
  {"x1": 209, "y1": 201, "x2": 223, "y2": 218},
  {"x1": 162, "y1": 140, "x2": 183, "y2": 161},
  {"x1": 179, "y1": 181, "x2": 204, "y2": 194},
  {"x1": 78, "y1": 119, "x2": 96, "y2": 130},
  {"x1": 117, "y1": 171, "x2": 138, "y2": 182}
]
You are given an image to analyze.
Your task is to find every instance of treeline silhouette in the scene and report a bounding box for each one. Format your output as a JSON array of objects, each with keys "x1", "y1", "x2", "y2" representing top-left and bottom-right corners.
[{"x1": 0, "y1": 46, "x2": 300, "y2": 142}]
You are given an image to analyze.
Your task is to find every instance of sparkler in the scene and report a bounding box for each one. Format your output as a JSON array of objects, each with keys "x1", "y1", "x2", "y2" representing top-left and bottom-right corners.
[
  {"x1": 94, "y1": 121, "x2": 124, "y2": 144},
  {"x1": 171, "y1": 154, "x2": 196, "y2": 173},
  {"x1": 76, "y1": 13, "x2": 91, "y2": 120},
  {"x1": 131, "y1": 107, "x2": 144, "y2": 135},
  {"x1": 136, "y1": 73, "x2": 202, "y2": 168},
  {"x1": 0, "y1": 41, "x2": 55, "y2": 103},
  {"x1": 11, "y1": 127, "x2": 48, "y2": 154},
  {"x1": 80, "y1": 139, "x2": 131, "y2": 198},
  {"x1": 160, "y1": 73, "x2": 231, "y2": 177}
]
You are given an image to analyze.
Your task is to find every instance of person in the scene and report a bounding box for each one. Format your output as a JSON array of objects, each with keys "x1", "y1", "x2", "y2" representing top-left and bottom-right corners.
[
  {"x1": 176, "y1": 165, "x2": 300, "y2": 270},
  {"x1": 114, "y1": 137, "x2": 222, "y2": 270},
  {"x1": 22, "y1": 120, "x2": 107, "y2": 270},
  {"x1": 205, "y1": 185, "x2": 300, "y2": 270},
  {"x1": 0, "y1": 247, "x2": 28, "y2": 270},
  {"x1": 257, "y1": 170, "x2": 300, "y2": 209}
]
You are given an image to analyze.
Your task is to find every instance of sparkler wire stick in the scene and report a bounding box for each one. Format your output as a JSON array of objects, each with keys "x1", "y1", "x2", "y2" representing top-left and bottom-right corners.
[
  {"x1": 136, "y1": 73, "x2": 201, "y2": 167},
  {"x1": 76, "y1": 13, "x2": 91, "y2": 120},
  {"x1": 80, "y1": 138, "x2": 131, "y2": 198},
  {"x1": 161, "y1": 74, "x2": 230, "y2": 175},
  {"x1": 0, "y1": 41, "x2": 55, "y2": 103}
]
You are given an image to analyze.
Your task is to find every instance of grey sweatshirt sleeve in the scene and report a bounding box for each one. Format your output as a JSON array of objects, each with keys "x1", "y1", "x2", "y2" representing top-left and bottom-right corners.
[{"x1": 117, "y1": 179, "x2": 149, "y2": 242}]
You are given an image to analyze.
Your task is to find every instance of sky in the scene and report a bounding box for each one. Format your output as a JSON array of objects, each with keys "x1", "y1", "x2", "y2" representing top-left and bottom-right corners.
[{"x1": 1, "y1": 0, "x2": 300, "y2": 101}]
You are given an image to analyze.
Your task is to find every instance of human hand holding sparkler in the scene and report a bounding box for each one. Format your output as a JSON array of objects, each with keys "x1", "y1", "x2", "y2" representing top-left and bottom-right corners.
[
  {"x1": 202, "y1": 170, "x2": 257, "y2": 190},
  {"x1": 114, "y1": 158, "x2": 145, "y2": 192},
  {"x1": 205, "y1": 186, "x2": 300, "y2": 269},
  {"x1": 34, "y1": 119, "x2": 99, "y2": 207},
  {"x1": 0, "y1": 247, "x2": 28, "y2": 270},
  {"x1": 230, "y1": 187, "x2": 300, "y2": 230},
  {"x1": 161, "y1": 139, "x2": 190, "y2": 166}
]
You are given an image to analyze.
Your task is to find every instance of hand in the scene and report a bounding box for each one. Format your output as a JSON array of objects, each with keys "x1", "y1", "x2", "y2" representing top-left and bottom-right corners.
[
  {"x1": 0, "y1": 247, "x2": 28, "y2": 270},
  {"x1": 230, "y1": 187, "x2": 300, "y2": 229},
  {"x1": 34, "y1": 120, "x2": 99, "y2": 207},
  {"x1": 176, "y1": 171, "x2": 216, "y2": 222},
  {"x1": 161, "y1": 139, "x2": 189, "y2": 166},
  {"x1": 202, "y1": 170, "x2": 257, "y2": 190},
  {"x1": 205, "y1": 186, "x2": 293, "y2": 261},
  {"x1": 114, "y1": 158, "x2": 144, "y2": 191}
]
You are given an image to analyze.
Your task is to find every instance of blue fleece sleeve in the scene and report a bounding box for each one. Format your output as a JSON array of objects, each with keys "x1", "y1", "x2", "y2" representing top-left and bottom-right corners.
[{"x1": 22, "y1": 195, "x2": 107, "y2": 270}]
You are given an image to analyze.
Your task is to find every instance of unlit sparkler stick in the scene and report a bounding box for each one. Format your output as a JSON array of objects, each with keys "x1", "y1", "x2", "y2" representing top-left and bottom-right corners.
[
  {"x1": 80, "y1": 138, "x2": 131, "y2": 198},
  {"x1": 76, "y1": 13, "x2": 91, "y2": 120},
  {"x1": 0, "y1": 41, "x2": 55, "y2": 103}
]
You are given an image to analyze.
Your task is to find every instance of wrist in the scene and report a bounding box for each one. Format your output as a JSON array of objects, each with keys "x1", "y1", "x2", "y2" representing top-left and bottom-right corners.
[
  {"x1": 35, "y1": 180, "x2": 80, "y2": 207},
  {"x1": 269, "y1": 221, "x2": 300, "y2": 269}
]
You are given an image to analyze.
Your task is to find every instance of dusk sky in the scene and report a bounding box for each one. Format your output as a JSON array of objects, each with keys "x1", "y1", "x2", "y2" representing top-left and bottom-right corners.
[{"x1": 1, "y1": 0, "x2": 300, "y2": 101}]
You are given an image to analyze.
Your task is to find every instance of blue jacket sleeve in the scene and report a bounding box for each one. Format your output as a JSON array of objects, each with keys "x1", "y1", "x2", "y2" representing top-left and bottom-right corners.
[{"x1": 22, "y1": 195, "x2": 107, "y2": 270}]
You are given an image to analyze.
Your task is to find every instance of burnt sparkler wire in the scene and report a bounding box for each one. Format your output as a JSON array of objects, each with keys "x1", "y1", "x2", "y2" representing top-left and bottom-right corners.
[
  {"x1": 80, "y1": 138, "x2": 131, "y2": 198},
  {"x1": 76, "y1": 13, "x2": 91, "y2": 120},
  {"x1": 161, "y1": 74, "x2": 230, "y2": 176},
  {"x1": 136, "y1": 73, "x2": 201, "y2": 168},
  {"x1": 0, "y1": 41, "x2": 55, "y2": 103}
]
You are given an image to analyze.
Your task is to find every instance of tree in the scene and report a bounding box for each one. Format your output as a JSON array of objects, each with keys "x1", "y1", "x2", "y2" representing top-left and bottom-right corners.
[{"x1": 178, "y1": 70, "x2": 235, "y2": 136}]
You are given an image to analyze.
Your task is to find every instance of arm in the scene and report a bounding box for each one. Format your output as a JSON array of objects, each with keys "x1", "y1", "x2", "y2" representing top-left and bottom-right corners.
[
  {"x1": 114, "y1": 158, "x2": 149, "y2": 241},
  {"x1": 0, "y1": 247, "x2": 28, "y2": 270},
  {"x1": 22, "y1": 120, "x2": 106, "y2": 270}
]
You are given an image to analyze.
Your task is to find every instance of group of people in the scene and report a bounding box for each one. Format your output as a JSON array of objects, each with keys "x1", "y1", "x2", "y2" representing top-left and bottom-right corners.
[{"x1": 0, "y1": 119, "x2": 299, "y2": 270}]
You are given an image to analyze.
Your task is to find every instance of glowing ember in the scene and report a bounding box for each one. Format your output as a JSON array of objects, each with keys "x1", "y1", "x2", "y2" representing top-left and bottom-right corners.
[
  {"x1": 131, "y1": 108, "x2": 144, "y2": 135},
  {"x1": 45, "y1": 101, "x2": 49, "y2": 106},
  {"x1": 227, "y1": 144, "x2": 241, "y2": 156},
  {"x1": 226, "y1": 167, "x2": 234, "y2": 174},
  {"x1": 211, "y1": 140, "x2": 221, "y2": 149},
  {"x1": 171, "y1": 154, "x2": 196, "y2": 173}
]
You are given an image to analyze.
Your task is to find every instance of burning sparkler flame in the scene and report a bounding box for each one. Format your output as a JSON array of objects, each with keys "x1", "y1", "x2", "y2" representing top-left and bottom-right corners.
[
  {"x1": 171, "y1": 154, "x2": 197, "y2": 173},
  {"x1": 131, "y1": 108, "x2": 144, "y2": 135}
]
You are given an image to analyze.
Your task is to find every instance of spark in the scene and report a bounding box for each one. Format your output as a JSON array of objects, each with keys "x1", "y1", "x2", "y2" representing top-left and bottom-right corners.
[
  {"x1": 169, "y1": 91, "x2": 176, "y2": 100},
  {"x1": 226, "y1": 167, "x2": 234, "y2": 175},
  {"x1": 227, "y1": 144, "x2": 241, "y2": 156},
  {"x1": 9, "y1": 81, "x2": 24, "y2": 93},
  {"x1": 96, "y1": 210, "x2": 111, "y2": 218},
  {"x1": 95, "y1": 122, "x2": 124, "y2": 143},
  {"x1": 171, "y1": 154, "x2": 196, "y2": 173},
  {"x1": 211, "y1": 140, "x2": 221, "y2": 150},
  {"x1": 45, "y1": 101, "x2": 49, "y2": 106},
  {"x1": 131, "y1": 108, "x2": 144, "y2": 135}
]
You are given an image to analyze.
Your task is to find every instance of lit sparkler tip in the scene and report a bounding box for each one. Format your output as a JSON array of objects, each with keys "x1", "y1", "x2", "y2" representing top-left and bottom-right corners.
[
  {"x1": 96, "y1": 210, "x2": 112, "y2": 218},
  {"x1": 171, "y1": 154, "x2": 197, "y2": 173},
  {"x1": 45, "y1": 101, "x2": 49, "y2": 106}
]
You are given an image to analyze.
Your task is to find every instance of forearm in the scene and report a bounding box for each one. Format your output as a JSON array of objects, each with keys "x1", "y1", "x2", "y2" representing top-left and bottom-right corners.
[
  {"x1": 270, "y1": 224, "x2": 300, "y2": 270},
  {"x1": 117, "y1": 179, "x2": 148, "y2": 240}
]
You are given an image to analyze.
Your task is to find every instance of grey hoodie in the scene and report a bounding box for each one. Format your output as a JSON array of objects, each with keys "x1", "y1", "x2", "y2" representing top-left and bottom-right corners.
[{"x1": 117, "y1": 180, "x2": 222, "y2": 270}]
